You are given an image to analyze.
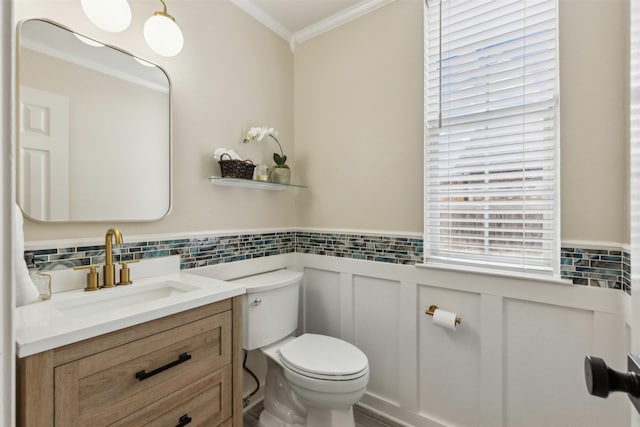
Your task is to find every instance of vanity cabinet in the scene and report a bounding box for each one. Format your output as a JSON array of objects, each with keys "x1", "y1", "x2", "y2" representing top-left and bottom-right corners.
[{"x1": 17, "y1": 297, "x2": 243, "y2": 427}]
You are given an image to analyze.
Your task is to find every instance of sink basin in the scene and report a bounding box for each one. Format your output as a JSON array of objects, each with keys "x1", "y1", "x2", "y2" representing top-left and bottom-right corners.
[
  {"x1": 15, "y1": 272, "x2": 246, "y2": 357},
  {"x1": 53, "y1": 280, "x2": 200, "y2": 317}
]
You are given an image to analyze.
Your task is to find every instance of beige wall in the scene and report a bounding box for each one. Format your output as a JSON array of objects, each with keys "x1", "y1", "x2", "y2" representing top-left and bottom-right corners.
[
  {"x1": 15, "y1": 0, "x2": 630, "y2": 245},
  {"x1": 295, "y1": 0, "x2": 630, "y2": 244},
  {"x1": 559, "y1": 0, "x2": 629, "y2": 244},
  {"x1": 15, "y1": 0, "x2": 295, "y2": 241},
  {"x1": 294, "y1": 0, "x2": 424, "y2": 234}
]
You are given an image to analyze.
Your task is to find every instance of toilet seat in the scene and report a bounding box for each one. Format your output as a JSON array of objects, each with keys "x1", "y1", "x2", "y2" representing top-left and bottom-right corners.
[
  {"x1": 278, "y1": 334, "x2": 369, "y2": 381},
  {"x1": 237, "y1": 268, "x2": 369, "y2": 427}
]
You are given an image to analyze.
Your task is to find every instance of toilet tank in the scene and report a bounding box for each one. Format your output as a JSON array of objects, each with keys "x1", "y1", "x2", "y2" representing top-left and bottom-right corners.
[{"x1": 231, "y1": 269, "x2": 302, "y2": 350}]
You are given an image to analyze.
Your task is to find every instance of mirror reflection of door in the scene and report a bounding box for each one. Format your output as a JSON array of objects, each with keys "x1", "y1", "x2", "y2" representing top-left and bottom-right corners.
[
  {"x1": 19, "y1": 86, "x2": 69, "y2": 221},
  {"x1": 17, "y1": 19, "x2": 171, "y2": 222}
]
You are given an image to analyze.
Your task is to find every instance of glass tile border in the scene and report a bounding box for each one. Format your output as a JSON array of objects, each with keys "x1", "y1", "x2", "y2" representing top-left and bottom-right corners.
[
  {"x1": 295, "y1": 231, "x2": 423, "y2": 265},
  {"x1": 560, "y1": 246, "x2": 630, "y2": 294},
  {"x1": 24, "y1": 231, "x2": 630, "y2": 295},
  {"x1": 28, "y1": 231, "x2": 295, "y2": 272}
]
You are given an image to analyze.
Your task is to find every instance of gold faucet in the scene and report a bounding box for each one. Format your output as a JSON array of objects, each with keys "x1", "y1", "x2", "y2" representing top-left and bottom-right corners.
[{"x1": 103, "y1": 228, "x2": 123, "y2": 288}]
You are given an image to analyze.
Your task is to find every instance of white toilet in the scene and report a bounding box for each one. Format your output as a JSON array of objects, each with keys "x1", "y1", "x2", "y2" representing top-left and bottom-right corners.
[{"x1": 233, "y1": 269, "x2": 369, "y2": 427}]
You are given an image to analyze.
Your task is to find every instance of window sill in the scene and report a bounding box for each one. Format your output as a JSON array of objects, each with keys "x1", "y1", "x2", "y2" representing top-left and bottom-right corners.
[{"x1": 415, "y1": 262, "x2": 573, "y2": 286}]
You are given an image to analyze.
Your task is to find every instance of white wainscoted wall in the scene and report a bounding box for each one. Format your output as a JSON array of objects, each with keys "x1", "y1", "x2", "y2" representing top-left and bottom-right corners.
[
  {"x1": 296, "y1": 254, "x2": 630, "y2": 427},
  {"x1": 193, "y1": 249, "x2": 631, "y2": 427}
]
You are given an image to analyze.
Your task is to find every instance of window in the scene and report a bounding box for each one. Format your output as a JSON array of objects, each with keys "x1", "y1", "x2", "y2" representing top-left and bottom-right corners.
[{"x1": 424, "y1": 0, "x2": 559, "y2": 275}]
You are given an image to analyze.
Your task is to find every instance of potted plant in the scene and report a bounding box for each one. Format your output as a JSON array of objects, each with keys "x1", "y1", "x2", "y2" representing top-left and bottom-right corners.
[{"x1": 243, "y1": 126, "x2": 290, "y2": 184}]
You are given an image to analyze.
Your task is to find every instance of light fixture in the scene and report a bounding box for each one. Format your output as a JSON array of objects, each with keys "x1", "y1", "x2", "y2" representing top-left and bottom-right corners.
[
  {"x1": 80, "y1": 0, "x2": 131, "y2": 33},
  {"x1": 80, "y1": 0, "x2": 184, "y2": 57},
  {"x1": 144, "y1": 0, "x2": 184, "y2": 57}
]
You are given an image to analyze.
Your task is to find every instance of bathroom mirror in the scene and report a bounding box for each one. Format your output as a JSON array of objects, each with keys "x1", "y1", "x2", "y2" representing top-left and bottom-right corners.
[{"x1": 16, "y1": 19, "x2": 171, "y2": 222}]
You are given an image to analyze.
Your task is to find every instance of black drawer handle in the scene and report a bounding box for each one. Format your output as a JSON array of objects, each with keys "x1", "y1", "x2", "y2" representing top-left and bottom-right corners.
[
  {"x1": 176, "y1": 414, "x2": 192, "y2": 427},
  {"x1": 135, "y1": 352, "x2": 192, "y2": 381}
]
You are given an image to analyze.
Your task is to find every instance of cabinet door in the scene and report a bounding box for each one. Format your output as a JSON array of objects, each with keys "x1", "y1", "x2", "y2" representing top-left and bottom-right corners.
[
  {"x1": 110, "y1": 366, "x2": 231, "y2": 426},
  {"x1": 55, "y1": 311, "x2": 231, "y2": 425}
]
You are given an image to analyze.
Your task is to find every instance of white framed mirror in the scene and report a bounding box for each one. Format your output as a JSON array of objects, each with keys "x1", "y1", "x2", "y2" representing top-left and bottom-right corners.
[{"x1": 17, "y1": 18, "x2": 171, "y2": 222}]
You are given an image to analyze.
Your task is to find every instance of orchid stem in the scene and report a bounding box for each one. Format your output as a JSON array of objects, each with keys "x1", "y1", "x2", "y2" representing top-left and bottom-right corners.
[{"x1": 269, "y1": 134, "x2": 284, "y2": 158}]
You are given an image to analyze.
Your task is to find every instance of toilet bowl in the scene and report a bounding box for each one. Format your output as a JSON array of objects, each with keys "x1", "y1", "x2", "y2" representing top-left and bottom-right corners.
[{"x1": 233, "y1": 269, "x2": 369, "y2": 427}]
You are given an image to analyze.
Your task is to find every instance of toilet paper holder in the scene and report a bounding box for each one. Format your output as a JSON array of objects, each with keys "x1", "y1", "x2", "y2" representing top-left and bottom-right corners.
[{"x1": 425, "y1": 305, "x2": 461, "y2": 326}]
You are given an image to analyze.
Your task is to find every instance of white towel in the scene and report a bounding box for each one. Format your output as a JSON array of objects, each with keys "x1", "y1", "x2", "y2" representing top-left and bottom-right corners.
[
  {"x1": 14, "y1": 204, "x2": 39, "y2": 306},
  {"x1": 214, "y1": 148, "x2": 242, "y2": 161}
]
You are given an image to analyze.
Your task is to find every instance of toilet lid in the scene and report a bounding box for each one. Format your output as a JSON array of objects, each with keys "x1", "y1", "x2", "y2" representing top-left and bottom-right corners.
[{"x1": 278, "y1": 334, "x2": 368, "y2": 379}]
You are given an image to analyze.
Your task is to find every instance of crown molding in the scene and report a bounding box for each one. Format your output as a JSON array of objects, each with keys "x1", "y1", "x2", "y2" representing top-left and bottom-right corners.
[
  {"x1": 229, "y1": 0, "x2": 395, "y2": 54},
  {"x1": 228, "y1": 0, "x2": 293, "y2": 42},
  {"x1": 291, "y1": 0, "x2": 395, "y2": 49}
]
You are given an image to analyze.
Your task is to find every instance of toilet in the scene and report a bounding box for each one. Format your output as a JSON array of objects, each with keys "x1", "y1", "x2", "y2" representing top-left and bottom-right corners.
[{"x1": 233, "y1": 269, "x2": 369, "y2": 427}]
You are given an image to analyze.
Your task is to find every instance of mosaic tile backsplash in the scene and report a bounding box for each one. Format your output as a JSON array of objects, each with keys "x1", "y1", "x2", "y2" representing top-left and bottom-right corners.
[
  {"x1": 30, "y1": 232, "x2": 295, "y2": 272},
  {"x1": 560, "y1": 246, "x2": 631, "y2": 294},
  {"x1": 26, "y1": 231, "x2": 630, "y2": 294},
  {"x1": 295, "y1": 231, "x2": 423, "y2": 264}
]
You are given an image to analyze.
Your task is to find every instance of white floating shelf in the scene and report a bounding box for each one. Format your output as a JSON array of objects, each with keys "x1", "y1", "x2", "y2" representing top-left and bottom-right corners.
[{"x1": 209, "y1": 176, "x2": 306, "y2": 191}]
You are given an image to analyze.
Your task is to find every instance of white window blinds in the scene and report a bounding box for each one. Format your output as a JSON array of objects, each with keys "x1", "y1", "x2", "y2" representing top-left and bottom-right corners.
[{"x1": 424, "y1": 0, "x2": 559, "y2": 275}]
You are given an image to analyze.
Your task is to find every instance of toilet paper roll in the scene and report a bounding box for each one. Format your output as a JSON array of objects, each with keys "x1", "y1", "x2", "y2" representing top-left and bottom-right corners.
[{"x1": 432, "y1": 308, "x2": 458, "y2": 331}]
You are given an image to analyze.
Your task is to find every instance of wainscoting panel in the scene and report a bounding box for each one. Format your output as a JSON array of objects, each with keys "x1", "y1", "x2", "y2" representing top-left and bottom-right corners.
[
  {"x1": 302, "y1": 267, "x2": 342, "y2": 337},
  {"x1": 353, "y1": 275, "x2": 401, "y2": 405},
  {"x1": 503, "y1": 299, "x2": 627, "y2": 427},
  {"x1": 418, "y1": 285, "x2": 482, "y2": 427}
]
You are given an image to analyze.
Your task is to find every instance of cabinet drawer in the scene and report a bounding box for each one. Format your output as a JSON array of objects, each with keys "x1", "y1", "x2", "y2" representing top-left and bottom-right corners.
[
  {"x1": 110, "y1": 365, "x2": 231, "y2": 427},
  {"x1": 55, "y1": 311, "x2": 231, "y2": 426}
]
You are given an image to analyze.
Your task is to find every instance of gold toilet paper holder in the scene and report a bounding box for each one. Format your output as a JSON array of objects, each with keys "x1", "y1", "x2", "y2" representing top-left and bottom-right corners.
[{"x1": 425, "y1": 305, "x2": 461, "y2": 326}]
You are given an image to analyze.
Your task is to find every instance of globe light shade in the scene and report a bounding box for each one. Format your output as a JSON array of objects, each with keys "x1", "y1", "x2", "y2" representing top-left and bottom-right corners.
[
  {"x1": 80, "y1": 0, "x2": 131, "y2": 33},
  {"x1": 144, "y1": 14, "x2": 184, "y2": 57}
]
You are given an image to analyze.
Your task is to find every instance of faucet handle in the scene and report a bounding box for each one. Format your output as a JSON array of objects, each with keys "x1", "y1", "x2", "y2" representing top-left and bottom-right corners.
[
  {"x1": 74, "y1": 264, "x2": 101, "y2": 291},
  {"x1": 118, "y1": 259, "x2": 140, "y2": 286}
]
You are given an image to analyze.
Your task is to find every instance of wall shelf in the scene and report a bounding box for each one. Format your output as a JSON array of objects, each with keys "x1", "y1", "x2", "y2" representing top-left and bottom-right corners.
[{"x1": 209, "y1": 176, "x2": 306, "y2": 191}]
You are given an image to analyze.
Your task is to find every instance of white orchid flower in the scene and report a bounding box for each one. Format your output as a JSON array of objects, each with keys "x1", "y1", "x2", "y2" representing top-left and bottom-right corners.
[
  {"x1": 256, "y1": 127, "x2": 271, "y2": 142},
  {"x1": 246, "y1": 127, "x2": 260, "y2": 140},
  {"x1": 242, "y1": 125, "x2": 287, "y2": 167}
]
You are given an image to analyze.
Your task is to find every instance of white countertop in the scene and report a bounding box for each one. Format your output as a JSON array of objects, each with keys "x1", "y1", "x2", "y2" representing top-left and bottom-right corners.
[{"x1": 15, "y1": 272, "x2": 246, "y2": 358}]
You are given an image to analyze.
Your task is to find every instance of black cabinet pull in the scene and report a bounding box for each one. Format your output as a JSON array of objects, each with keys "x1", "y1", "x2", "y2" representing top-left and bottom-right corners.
[
  {"x1": 176, "y1": 414, "x2": 192, "y2": 427},
  {"x1": 135, "y1": 352, "x2": 192, "y2": 381}
]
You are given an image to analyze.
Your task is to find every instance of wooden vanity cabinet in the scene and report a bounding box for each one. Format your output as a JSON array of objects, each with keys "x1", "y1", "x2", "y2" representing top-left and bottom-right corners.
[{"x1": 17, "y1": 296, "x2": 243, "y2": 427}]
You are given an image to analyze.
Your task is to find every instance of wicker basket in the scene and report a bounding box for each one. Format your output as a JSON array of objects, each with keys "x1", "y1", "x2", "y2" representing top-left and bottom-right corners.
[{"x1": 218, "y1": 153, "x2": 255, "y2": 179}]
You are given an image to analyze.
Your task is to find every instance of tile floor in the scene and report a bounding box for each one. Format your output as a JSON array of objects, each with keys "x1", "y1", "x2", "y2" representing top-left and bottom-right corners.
[{"x1": 243, "y1": 401, "x2": 406, "y2": 427}]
